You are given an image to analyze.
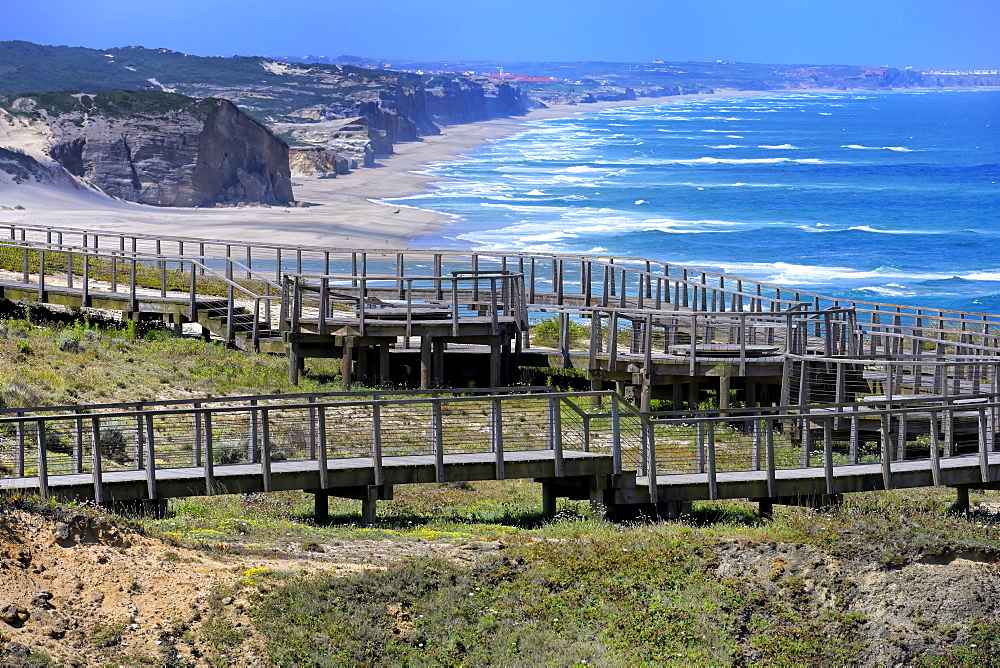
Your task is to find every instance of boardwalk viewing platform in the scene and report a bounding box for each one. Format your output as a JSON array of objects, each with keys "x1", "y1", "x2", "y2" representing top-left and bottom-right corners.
[{"x1": 3, "y1": 221, "x2": 1000, "y2": 518}]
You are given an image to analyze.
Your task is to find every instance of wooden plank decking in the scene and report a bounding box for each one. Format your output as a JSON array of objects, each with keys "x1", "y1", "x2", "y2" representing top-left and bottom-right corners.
[
  {"x1": 640, "y1": 452, "x2": 1000, "y2": 503},
  {"x1": 0, "y1": 450, "x2": 615, "y2": 503}
]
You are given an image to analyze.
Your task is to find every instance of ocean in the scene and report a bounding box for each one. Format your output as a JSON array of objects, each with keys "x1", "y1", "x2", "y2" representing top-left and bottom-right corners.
[{"x1": 395, "y1": 89, "x2": 1000, "y2": 314}]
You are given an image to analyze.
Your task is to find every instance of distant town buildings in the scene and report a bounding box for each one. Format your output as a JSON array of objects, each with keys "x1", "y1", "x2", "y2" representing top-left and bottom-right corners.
[{"x1": 924, "y1": 69, "x2": 999, "y2": 75}]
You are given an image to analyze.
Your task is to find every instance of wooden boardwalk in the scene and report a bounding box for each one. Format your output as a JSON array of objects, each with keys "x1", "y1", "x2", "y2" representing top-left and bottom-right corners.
[
  {"x1": 3, "y1": 221, "x2": 1000, "y2": 516},
  {"x1": 641, "y1": 453, "x2": 1000, "y2": 505}
]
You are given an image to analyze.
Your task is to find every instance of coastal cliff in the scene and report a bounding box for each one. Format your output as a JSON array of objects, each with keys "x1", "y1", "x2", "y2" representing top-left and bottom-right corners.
[{"x1": 0, "y1": 91, "x2": 292, "y2": 207}]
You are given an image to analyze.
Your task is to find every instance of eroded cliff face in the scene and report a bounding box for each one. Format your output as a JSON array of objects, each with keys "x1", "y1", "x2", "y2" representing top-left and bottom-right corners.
[
  {"x1": 189, "y1": 101, "x2": 293, "y2": 206},
  {"x1": 281, "y1": 117, "x2": 383, "y2": 177},
  {"x1": 423, "y1": 78, "x2": 527, "y2": 126},
  {"x1": 1, "y1": 91, "x2": 292, "y2": 207}
]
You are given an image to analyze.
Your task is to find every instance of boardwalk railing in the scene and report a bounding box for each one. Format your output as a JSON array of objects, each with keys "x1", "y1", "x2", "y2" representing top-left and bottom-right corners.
[
  {"x1": 8, "y1": 222, "x2": 1000, "y2": 352},
  {"x1": 0, "y1": 239, "x2": 282, "y2": 348},
  {"x1": 784, "y1": 354, "x2": 1000, "y2": 406},
  {"x1": 281, "y1": 271, "x2": 529, "y2": 338},
  {"x1": 0, "y1": 391, "x2": 647, "y2": 502},
  {"x1": 645, "y1": 396, "x2": 1000, "y2": 500},
  {"x1": 6, "y1": 224, "x2": 1000, "y2": 369}
]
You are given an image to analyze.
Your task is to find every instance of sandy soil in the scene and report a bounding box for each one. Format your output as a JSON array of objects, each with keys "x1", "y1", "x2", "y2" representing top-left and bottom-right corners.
[
  {"x1": 0, "y1": 89, "x2": 781, "y2": 250},
  {"x1": 0, "y1": 504, "x2": 499, "y2": 664}
]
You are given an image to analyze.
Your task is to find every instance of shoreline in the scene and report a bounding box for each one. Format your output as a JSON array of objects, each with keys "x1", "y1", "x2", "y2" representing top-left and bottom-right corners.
[
  {"x1": 333, "y1": 88, "x2": 789, "y2": 248},
  {"x1": 0, "y1": 86, "x2": 963, "y2": 250}
]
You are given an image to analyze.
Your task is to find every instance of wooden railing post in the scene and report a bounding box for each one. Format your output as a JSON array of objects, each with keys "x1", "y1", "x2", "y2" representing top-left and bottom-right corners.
[
  {"x1": 492, "y1": 398, "x2": 504, "y2": 480},
  {"x1": 15, "y1": 414, "x2": 25, "y2": 477},
  {"x1": 372, "y1": 403, "x2": 384, "y2": 486},
  {"x1": 91, "y1": 417, "x2": 104, "y2": 504},
  {"x1": 317, "y1": 405, "x2": 329, "y2": 490},
  {"x1": 432, "y1": 401, "x2": 444, "y2": 482},
  {"x1": 823, "y1": 418, "x2": 834, "y2": 495},
  {"x1": 765, "y1": 419, "x2": 776, "y2": 497},
  {"x1": 203, "y1": 411, "x2": 214, "y2": 490},
  {"x1": 707, "y1": 421, "x2": 718, "y2": 500},
  {"x1": 929, "y1": 409, "x2": 941, "y2": 487},
  {"x1": 144, "y1": 414, "x2": 157, "y2": 499},
  {"x1": 880, "y1": 413, "x2": 893, "y2": 490},
  {"x1": 611, "y1": 394, "x2": 622, "y2": 474},
  {"x1": 36, "y1": 420, "x2": 49, "y2": 500},
  {"x1": 260, "y1": 409, "x2": 273, "y2": 492},
  {"x1": 549, "y1": 397, "x2": 564, "y2": 477}
]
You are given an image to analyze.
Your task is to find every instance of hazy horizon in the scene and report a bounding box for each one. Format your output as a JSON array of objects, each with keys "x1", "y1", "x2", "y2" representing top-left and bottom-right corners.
[{"x1": 2, "y1": 0, "x2": 997, "y2": 71}]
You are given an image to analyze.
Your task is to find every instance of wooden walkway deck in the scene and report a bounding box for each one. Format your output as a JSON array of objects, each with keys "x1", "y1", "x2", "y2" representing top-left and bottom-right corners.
[
  {"x1": 4, "y1": 222, "x2": 1000, "y2": 516},
  {"x1": 641, "y1": 452, "x2": 1000, "y2": 504},
  {"x1": 0, "y1": 450, "x2": 614, "y2": 501}
]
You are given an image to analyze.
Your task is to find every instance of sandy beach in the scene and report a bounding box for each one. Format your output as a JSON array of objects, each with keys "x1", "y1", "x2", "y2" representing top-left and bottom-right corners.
[{"x1": 0, "y1": 89, "x2": 776, "y2": 250}]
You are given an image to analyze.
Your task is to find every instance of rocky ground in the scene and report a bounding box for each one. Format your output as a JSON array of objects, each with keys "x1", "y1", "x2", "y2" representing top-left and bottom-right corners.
[
  {"x1": 0, "y1": 499, "x2": 511, "y2": 665},
  {"x1": 2, "y1": 497, "x2": 1000, "y2": 665}
]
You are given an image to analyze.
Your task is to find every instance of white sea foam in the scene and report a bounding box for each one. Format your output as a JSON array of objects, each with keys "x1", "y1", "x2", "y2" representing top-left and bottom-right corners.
[
  {"x1": 710, "y1": 145, "x2": 741, "y2": 149},
  {"x1": 480, "y1": 203, "x2": 558, "y2": 213},
  {"x1": 842, "y1": 144, "x2": 914, "y2": 151},
  {"x1": 959, "y1": 272, "x2": 1000, "y2": 282},
  {"x1": 758, "y1": 144, "x2": 801, "y2": 149},
  {"x1": 677, "y1": 157, "x2": 827, "y2": 165},
  {"x1": 846, "y1": 225, "x2": 928, "y2": 235},
  {"x1": 525, "y1": 189, "x2": 547, "y2": 196},
  {"x1": 563, "y1": 165, "x2": 606, "y2": 173},
  {"x1": 694, "y1": 261, "x2": 957, "y2": 286},
  {"x1": 856, "y1": 286, "x2": 917, "y2": 297}
]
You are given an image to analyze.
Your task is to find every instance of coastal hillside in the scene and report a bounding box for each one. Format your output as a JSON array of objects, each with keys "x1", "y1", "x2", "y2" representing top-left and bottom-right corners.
[
  {"x1": 3, "y1": 41, "x2": 996, "y2": 204},
  {"x1": 0, "y1": 91, "x2": 292, "y2": 207},
  {"x1": 0, "y1": 41, "x2": 534, "y2": 189},
  {"x1": 270, "y1": 54, "x2": 1000, "y2": 104}
]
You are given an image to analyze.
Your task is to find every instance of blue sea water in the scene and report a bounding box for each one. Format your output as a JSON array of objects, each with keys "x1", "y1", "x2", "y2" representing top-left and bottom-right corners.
[{"x1": 396, "y1": 90, "x2": 1000, "y2": 313}]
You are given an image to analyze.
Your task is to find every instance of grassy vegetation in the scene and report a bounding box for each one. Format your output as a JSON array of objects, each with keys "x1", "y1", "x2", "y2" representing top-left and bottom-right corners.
[
  {"x1": 0, "y1": 306, "x2": 340, "y2": 409},
  {"x1": 0, "y1": 246, "x2": 270, "y2": 300},
  {"x1": 0, "y1": 89, "x2": 222, "y2": 119},
  {"x1": 4, "y1": 310, "x2": 1000, "y2": 664},
  {"x1": 138, "y1": 483, "x2": 1000, "y2": 666}
]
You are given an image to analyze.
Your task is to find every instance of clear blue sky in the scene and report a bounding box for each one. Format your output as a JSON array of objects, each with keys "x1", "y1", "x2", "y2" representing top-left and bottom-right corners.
[{"x1": 3, "y1": 0, "x2": 997, "y2": 69}]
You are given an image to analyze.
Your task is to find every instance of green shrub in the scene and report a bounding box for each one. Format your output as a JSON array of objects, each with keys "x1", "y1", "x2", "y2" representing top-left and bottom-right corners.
[
  {"x1": 213, "y1": 440, "x2": 245, "y2": 465},
  {"x1": 56, "y1": 334, "x2": 84, "y2": 353},
  {"x1": 531, "y1": 316, "x2": 588, "y2": 348},
  {"x1": 98, "y1": 428, "x2": 131, "y2": 465}
]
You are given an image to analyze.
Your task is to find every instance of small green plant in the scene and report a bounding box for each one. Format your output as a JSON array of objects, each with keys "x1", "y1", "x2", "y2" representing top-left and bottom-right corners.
[
  {"x1": 98, "y1": 428, "x2": 132, "y2": 465},
  {"x1": 90, "y1": 621, "x2": 128, "y2": 647},
  {"x1": 213, "y1": 440, "x2": 245, "y2": 465},
  {"x1": 531, "y1": 316, "x2": 588, "y2": 348},
  {"x1": 57, "y1": 334, "x2": 84, "y2": 353}
]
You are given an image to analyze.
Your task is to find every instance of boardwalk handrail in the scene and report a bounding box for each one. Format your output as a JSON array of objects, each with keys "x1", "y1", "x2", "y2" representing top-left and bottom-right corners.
[
  {"x1": 644, "y1": 395, "x2": 1000, "y2": 497},
  {"x1": 0, "y1": 390, "x2": 636, "y2": 501},
  {"x1": 6, "y1": 225, "x2": 1000, "y2": 369},
  {"x1": 282, "y1": 270, "x2": 529, "y2": 338},
  {"x1": 8, "y1": 221, "x2": 1000, "y2": 326},
  {"x1": 0, "y1": 386, "x2": 557, "y2": 418}
]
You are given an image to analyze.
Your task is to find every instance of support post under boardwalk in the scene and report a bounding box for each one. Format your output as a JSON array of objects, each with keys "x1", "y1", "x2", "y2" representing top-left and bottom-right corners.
[
  {"x1": 755, "y1": 498, "x2": 774, "y2": 520},
  {"x1": 341, "y1": 343, "x2": 354, "y2": 390},
  {"x1": 718, "y1": 374, "x2": 731, "y2": 411},
  {"x1": 954, "y1": 486, "x2": 971, "y2": 513},
  {"x1": 541, "y1": 483, "x2": 558, "y2": 516},
  {"x1": 379, "y1": 344, "x2": 390, "y2": 386},
  {"x1": 420, "y1": 337, "x2": 432, "y2": 389},
  {"x1": 314, "y1": 492, "x2": 330, "y2": 525},
  {"x1": 288, "y1": 345, "x2": 300, "y2": 385}
]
